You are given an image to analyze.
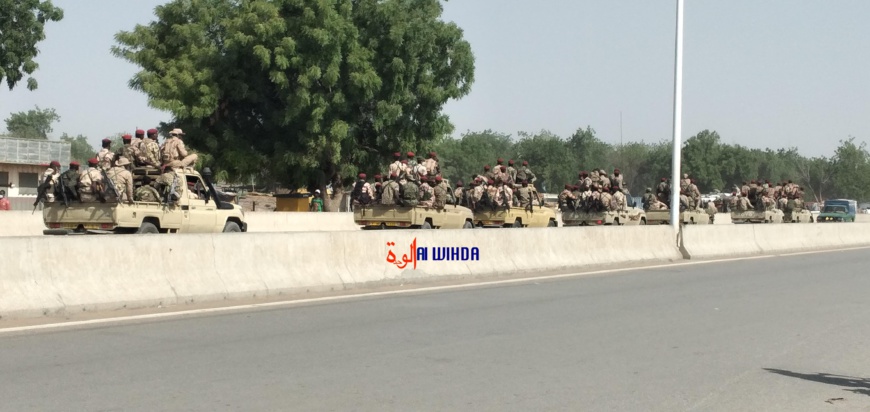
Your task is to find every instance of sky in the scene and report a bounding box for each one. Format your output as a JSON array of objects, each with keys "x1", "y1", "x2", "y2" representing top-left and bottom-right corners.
[{"x1": 1, "y1": 0, "x2": 868, "y2": 159}]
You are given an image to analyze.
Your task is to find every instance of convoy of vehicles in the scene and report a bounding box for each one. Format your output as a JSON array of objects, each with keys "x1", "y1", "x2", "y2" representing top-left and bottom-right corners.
[{"x1": 43, "y1": 167, "x2": 247, "y2": 235}]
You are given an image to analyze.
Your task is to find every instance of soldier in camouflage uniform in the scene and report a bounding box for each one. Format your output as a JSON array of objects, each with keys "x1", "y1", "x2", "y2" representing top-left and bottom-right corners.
[
  {"x1": 611, "y1": 186, "x2": 627, "y2": 211},
  {"x1": 418, "y1": 175, "x2": 434, "y2": 208},
  {"x1": 161, "y1": 128, "x2": 198, "y2": 169},
  {"x1": 78, "y1": 158, "x2": 104, "y2": 202},
  {"x1": 388, "y1": 152, "x2": 403, "y2": 178},
  {"x1": 519, "y1": 161, "x2": 536, "y2": 184},
  {"x1": 453, "y1": 181, "x2": 465, "y2": 206},
  {"x1": 433, "y1": 175, "x2": 449, "y2": 208},
  {"x1": 134, "y1": 175, "x2": 162, "y2": 202},
  {"x1": 116, "y1": 134, "x2": 140, "y2": 166},
  {"x1": 108, "y1": 157, "x2": 135, "y2": 204},
  {"x1": 642, "y1": 188, "x2": 655, "y2": 210},
  {"x1": 97, "y1": 138, "x2": 115, "y2": 171},
  {"x1": 507, "y1": 160, "x2": 518, "y2": 186},
  {"x1": 381, "y1": 173, "x2": 400, "y2": 206}
]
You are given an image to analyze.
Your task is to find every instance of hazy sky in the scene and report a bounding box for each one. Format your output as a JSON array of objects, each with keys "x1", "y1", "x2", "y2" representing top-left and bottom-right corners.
[{"x1": 1, "y1": 0, "x2": 868, "y2": 158}]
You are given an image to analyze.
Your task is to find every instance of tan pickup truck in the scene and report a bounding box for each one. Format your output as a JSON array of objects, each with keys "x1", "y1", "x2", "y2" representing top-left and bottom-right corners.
[
  {"x1": 645, "y1": 208, "x2": 713, "y2": 225},
  {"x1": 473, "y1": 205, "x2": 557, "y2": 228},
  {"x1": 43, "y1": 167, "x2": 247, "y2": 235},
  {"x1": 561, "y1": 207, "x2": 647, "y2": 226},
  {"x1": 730, "y1": 209, "x2": 784, "y2": 224},
  {"x1": 354, "y1": 204, "x2": 474, "y2": 229}
]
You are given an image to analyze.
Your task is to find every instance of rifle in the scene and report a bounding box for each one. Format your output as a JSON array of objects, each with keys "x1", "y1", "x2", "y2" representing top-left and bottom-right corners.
[
  {"x1": 164, "y1": 172, "x2": 179, "y2": 205},
  {"x1": 32, "y1": 174, "x2": 54, "y2": 214},
  {"x1": 102, "y1": 169, "x2": 120, "y2": 202},
  {"x1": 57, "y1": 173, "x2": 69, "y2": 207}
]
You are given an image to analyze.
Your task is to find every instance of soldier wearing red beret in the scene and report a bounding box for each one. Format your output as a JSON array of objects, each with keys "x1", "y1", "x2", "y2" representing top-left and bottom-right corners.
[
  {"x1": 97, "y1": 138, "x2": 115, "y2": 171},
  {"x1": 77, "y1": 158, "x2": 105, "y2": 202}
]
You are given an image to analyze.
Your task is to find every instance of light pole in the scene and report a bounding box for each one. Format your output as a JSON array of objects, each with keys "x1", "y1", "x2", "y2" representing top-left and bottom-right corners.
[{"x1": 669, "y1": 0, "x2": 684, "y2": 231}]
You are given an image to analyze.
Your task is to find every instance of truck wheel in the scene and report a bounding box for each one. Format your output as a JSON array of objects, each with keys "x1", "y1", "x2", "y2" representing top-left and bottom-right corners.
[
  {"x1": 463, "y1": 221, "x2": 473, "y2": 229},
  {"x1": 512, "y1": 220, "x2": 522, "y2": 228},
  {"x1": 639, "y1": 218, "x2": 646, "y2": 225},
  {"x1": 137, "y1": 222, "x2": 159, "y2": 234},
  {"x1": 548, "y1": 220, "x2": 557, "y2": 227},
  {"x1": 223, "y1": 221, "x2": 241, "y2": 232},
  {"x1": 422, "y1": 221, "x2": 432, "y2": 229}
]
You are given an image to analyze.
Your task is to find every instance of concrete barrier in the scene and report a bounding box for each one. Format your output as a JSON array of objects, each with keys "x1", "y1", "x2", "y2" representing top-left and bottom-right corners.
[
  {"x1": 0, "y1": 225, "x2": 682, "y2": 319},
  {"x1": 681, "y1": 223, "x2": 870, "y2": 260}
]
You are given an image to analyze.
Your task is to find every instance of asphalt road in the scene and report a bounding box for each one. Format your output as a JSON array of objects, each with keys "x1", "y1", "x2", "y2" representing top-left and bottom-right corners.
[{"x1": 2, "y1": 249, "x2": 870, "y2": 411}]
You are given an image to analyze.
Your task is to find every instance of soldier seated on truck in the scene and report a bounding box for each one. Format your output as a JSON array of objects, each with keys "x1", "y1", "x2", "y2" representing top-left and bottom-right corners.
[
  {"x1": 134, "y1": 176, "x2": 162, "y2": 202},
  {"x1": 649, "y1": 198, "x2": 668, "y2": 210}
]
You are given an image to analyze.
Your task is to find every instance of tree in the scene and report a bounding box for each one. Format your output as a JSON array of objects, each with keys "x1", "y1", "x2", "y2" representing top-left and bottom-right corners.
[
  {"x1": 829, "y1": 137, "x2": 870, "y2": 200},
  {"x1": 112, "y1": 0, "x2": 474, "y2": 209},
  {"x1": 681, "y1": 130, "x2": 724, "y2": 192},
  {"x1": 512, "y1": 130, "x2": 575, "y2": 192},
  {"x1": 434, "y1": 129, "x2": 513, "y2": 185},
  {"x1": 0, "y1": 0, "x2": 64, "y2": 91},
  {"x1": 60, "y1": 133, "x2": 97, "y2": 163},
  {"x1": 4, "y1": 106, "x2": 60, "y2": 139}
]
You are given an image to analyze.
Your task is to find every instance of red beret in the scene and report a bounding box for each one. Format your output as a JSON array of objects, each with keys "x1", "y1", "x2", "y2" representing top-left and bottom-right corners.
[
  {"x1": 522, "y1": 161, "x2": 528, "y2": 166},
  {"x1": 406, "y1": 151, "x2": 414, "y2": 157},
  {"x1": 374, "y1": 174, "x2": 382, "y2": 179},
  {"x1": 49, "y1": 160, "x2": 60, "y2": 167},
  {"x1": 102, "y1": 138, "x2": 111, "y2": 144},
  {"x1": 421, "y1": 175, "x2": 428, "y2": 181},
  {"x1": 500, "y1": 166, "x2": 506, "y2": 171},
  {"x1": 122, "y1": 134, "x2": 132, "y2": 140},
  {"x1": 69, "y1": 161, "x2": 80, "y2": 167},
  {"x1": 135, "y1": 129, "x2": 145, "y2": 136},
  {"x1": 456, "y1": 181, "x2": 463, "y2": 187},
  {"x1": 508, "y1": 159, "x2": 514, "y2": 165},
  {"x1": 429, "y1": 151, "x2": 437, "y2": 157},
  {"x1": 435, "y1": 175, "x2": 442, "y2": 181},
  {"x1": 87, "y1": 158, "x2": 99, "y2": 165},
  {"x1": 393, "y1": 152, "x2": 401, "y2": 158},
  {"x1": 661, "y1": 177, "x2": 666, "y2": 181},
  {"x1": 614, "y1": 168, "x2": 620, "y2": 173},
  {"x1": 147, "y1": 128, "x2": 159, "y2": 134},
  {"x1": 484, "y1": 165, "x2": 491, "y2": 170},
  {"x1": 358, "y1": 173, "x2": 366, "y2": 179},
  {"x1": 401, "y1": 159, "x2": 408, "y2": 164},
  {"x1": 497, "y1": 158, "x2": 504, "y2": 164},
  {"x1": 487, "y1": 179, "x2": 494, "y2": 184},
  {"x1": 390, "y1": 172, "x2": 397, "y2": 178},
  {"x1": 565, "y1": 184, "x2": 572, "y2": 189}
]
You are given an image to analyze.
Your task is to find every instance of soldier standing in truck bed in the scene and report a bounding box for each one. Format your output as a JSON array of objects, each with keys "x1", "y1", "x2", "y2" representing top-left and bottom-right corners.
[
  {"x1": 78, "y1": 158, "x2": 104, "y2": 202},
  {"x1": 97, "y1": 138, "x2": 115, "y2": 171},
  {"x1": 520, "y1": 161, "x2": 536, "y2": 184}
]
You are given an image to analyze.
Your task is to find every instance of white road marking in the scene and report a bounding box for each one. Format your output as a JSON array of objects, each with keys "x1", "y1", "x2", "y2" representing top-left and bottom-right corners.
[{"x1": 2, "y1": 245, "x2": 869, "y2": 335}]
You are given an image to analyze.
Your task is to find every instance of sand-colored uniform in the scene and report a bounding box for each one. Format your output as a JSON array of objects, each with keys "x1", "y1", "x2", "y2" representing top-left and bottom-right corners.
[
  {"x1": 135, "y1": 185, "x2": 162, "y2": 202},
  {"x1": 161, "y1": 137, "x2": 198, "y2": 168},
  {"x1": 612, "y1": 191, "x2": 627, "y2": 211},
  {"x1": 108, "y1": 166, "x2": 134, "y2": 203},
  {"x1": 78, "y1": 167, "x2": 104, "y2": 202},
  {"x1": 97, "y1": 148, "x2": 114, "y2": 171},
  {"x1": 418, "y1": 182, "x2": 434, "y2": 207}
]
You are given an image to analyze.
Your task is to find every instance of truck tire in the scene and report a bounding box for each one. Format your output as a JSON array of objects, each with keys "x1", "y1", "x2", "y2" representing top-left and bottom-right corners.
[
  {"x1": 512, "y1": 220, "x2": 522, "y2": 228},
  {"x1": 223, "y1": 221, "x2": 241, "y2": 232},
  {"x1": 463, "y1": 221, "x2": 473, "y2": 229},
  {"x1": 137, "y1": 222, "x2": 159, "y2": 234},
  {"x1": 421, "y1": 221, "x2": 432, "y2": 229},
  {"x1": 548, "y1": 220, "x2": 557, "y2": 227}
]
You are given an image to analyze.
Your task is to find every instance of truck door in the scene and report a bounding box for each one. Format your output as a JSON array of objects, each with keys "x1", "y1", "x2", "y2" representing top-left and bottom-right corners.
[{"x1": 181, "y1": 174, "x2": 217, "y2": 232}]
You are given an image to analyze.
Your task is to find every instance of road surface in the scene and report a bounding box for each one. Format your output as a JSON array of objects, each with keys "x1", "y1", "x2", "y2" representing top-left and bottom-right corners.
[{"x1": 2, "y1": 249, "x2": 870, "y2": 411}]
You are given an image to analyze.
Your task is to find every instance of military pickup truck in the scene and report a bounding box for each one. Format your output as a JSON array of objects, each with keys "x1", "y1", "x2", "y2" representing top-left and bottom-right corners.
[
  {"x1": 43, "y1": 167, "x2": 247, "y2": 235},
  {"x1": 730, "y1": 208, "x2": 784, "y2": 224},
  {"x1": 561, "y1": 207, "x2": 647, "y2": 226},
  {"x1": 472, "y1": 205, "x2": 557, "y2": 228},
  {"x1": 354, "y1": 204, "x2": 474, "y2": 229},
  {"x1": 645, "y1": 208, "x2": 712, "y2": 225}
]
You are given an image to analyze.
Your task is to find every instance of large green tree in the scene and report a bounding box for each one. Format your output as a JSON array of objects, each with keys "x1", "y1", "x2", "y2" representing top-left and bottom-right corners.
[
  {"x1": 113, "y1": 0, "x2": 474, "y2": 201},
  {"x1": 0, "y1": 0, "x2": 64, "y2": 91},
  {"x1": 4, "y1": 106, "x2": 60, "y2": 139}
]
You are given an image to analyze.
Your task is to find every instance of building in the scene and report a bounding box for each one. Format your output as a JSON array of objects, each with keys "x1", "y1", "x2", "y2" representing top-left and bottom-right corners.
[{"x1": 0, "y1": 136, "x2": 71, "y2": 210}]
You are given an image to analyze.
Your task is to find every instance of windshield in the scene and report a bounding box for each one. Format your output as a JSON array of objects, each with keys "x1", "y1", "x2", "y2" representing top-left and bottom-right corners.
[{"x1": 823, "y1": 205, "x2": 847, "y2": 213}]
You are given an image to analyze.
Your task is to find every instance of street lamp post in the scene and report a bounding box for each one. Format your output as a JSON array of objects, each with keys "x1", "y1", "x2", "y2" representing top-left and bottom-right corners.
[{"x1": 669, "y1": 0, "x2": 685, "y2": 231}]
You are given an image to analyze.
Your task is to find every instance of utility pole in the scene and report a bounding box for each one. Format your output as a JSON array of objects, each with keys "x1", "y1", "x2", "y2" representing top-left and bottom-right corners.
[{"x1": 669, "y1": 0, "x2": 684, "y2": 231}]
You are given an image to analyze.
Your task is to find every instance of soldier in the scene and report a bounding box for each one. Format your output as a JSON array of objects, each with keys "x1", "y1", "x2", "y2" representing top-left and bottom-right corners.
[
  {"x1": 642, "y1": 187, "x2": 656, "y2": 210},
  {"x1": 520, "y1": 160, "x2": 536, "y2": 184},
  {"x1": 611, "y1": 168, "x2": 624, "y2": 191},
  {"x1": 97, "y1": 138, "x2": 115, "y2": 170},
  {"x1": 680, "y1": 173, "x2": 691, "y2": 193},
  {"x1": 78, "y1": 158, "x2": 104, "y2": 202},
  {"x1": 599, "y1": 171, "x2": 611, "y2": 190},
  {"x1": 481, "y1": 165, "x2": 494, "y2": 182},
  {"x1": 132, "y1": 129, "x2": 146, "y2": 154},
  {"x1": 157, "y1": 166, "x2": 181, "y2": 204},
  {"x1": 373, "y1": 174, "x2": 384, "y2": 204},
  {"x1": 656, "y1": 177, "x2": 670, "y2": 203},
  {"x1": 507, "y1": 160, "x2": 518, "y2": 185},
  {"x1": 40, "y1": 160, "x2": 62, "y2": 203},
  {"x1": 414, "y1": 156, "x2": 427, "y2": 180},
  {"x1": 351, "y1": 173, "x2": 374, "y2": 207},
  {"x1": 689, "y1": 179, "x2": 701, "y2": 209},
  {"x1": 472, "y1": 178, "x2": 486, "y2": 208},
  {"x1": 612, "y1": 186, "x2": 627, "y2": 211},
  {"x1": 418, "y1": 175, "x2": 434, "y2": 207},
  {"x1": 116, "y1": 134, "x2": 139, "y2": 166},
  {"x1": 741, "y1": 181, "x2": 750, "y2": 197},
  {"x1": 589, "y1": 184, "x2": 602, "y2": 211},
  {"x1": 137, "y1": 128, "x2": 161, "y2": 168},
  {"x1": 484, "y1": 178, "x2": 499, "y2": 209},
  {"x1": 600, "y1": 187, "x2": 613, "y2": 211},
  {"x1": 161, "y1": 128, "x2": 198, "y2": 169},
  {"x1": 107, "y1": 157, "x2": 134, "y2": 204},
  {"x1": 510, "y1": 179, "x2": 529, "y2": 209},
  {"x1": 453, "y1": 180, "x2": 465, "y2": 206},
  {"x1": 728, "y1": 192, "x2": 740, "y2": 211},
  {"x1": 679, "y1": 189, "x2": 691, "y2": 211},
  {"x1": 406, "y1": 151, "x2": 416, "y2": 169},
  {"x1": 400, "y1": 176, "x2": 419, "y2": 207},
  {"x1": 590, "y1": 169, "x2": 600, "y2": 186},
  {"x1": 579, "y1": 171, "x2": 592, "y2": 189},
  {"x1": 499, "y1": 179, "x2": 513, "y2": 208},
  {"x1": 432, "y1": 175, "x2": 448, "y2": 209},
  {"x1": 558, "y1": 184, "x2": 575, "y2": 212},
  {"x1": 399, "y1": 159, "x2": 412, "y2": 182},
  {"x1": 381, "y1": 173, "x2": 400, "y2": 206},
  {"x1": 494, "y1": 165, "x2": 508, "y2": 184},
  {"x1": 649, "y1": 197, "x2": 668, "y2": 210},
  {"x1": 134, "y1": 175, "x2": 162, "y2": 202},
  {"x1": 388, "y1": 152, "x2": 403, "y2": 177},
  {"x1": 424, "y1": 152, "x2": 439, "y2": 177},
  {"x1": 58, "y1": 161, "x2": 81, "y2": 202}
]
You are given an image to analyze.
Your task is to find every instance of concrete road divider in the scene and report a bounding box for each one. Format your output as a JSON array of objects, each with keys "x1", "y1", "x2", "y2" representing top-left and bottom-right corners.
[
  {"x1": 0, "y1": 226, "x2": 682, "y2": 319},
  {"x1": 681, "y1": 224, "x2": 870, "y2": 260}
]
